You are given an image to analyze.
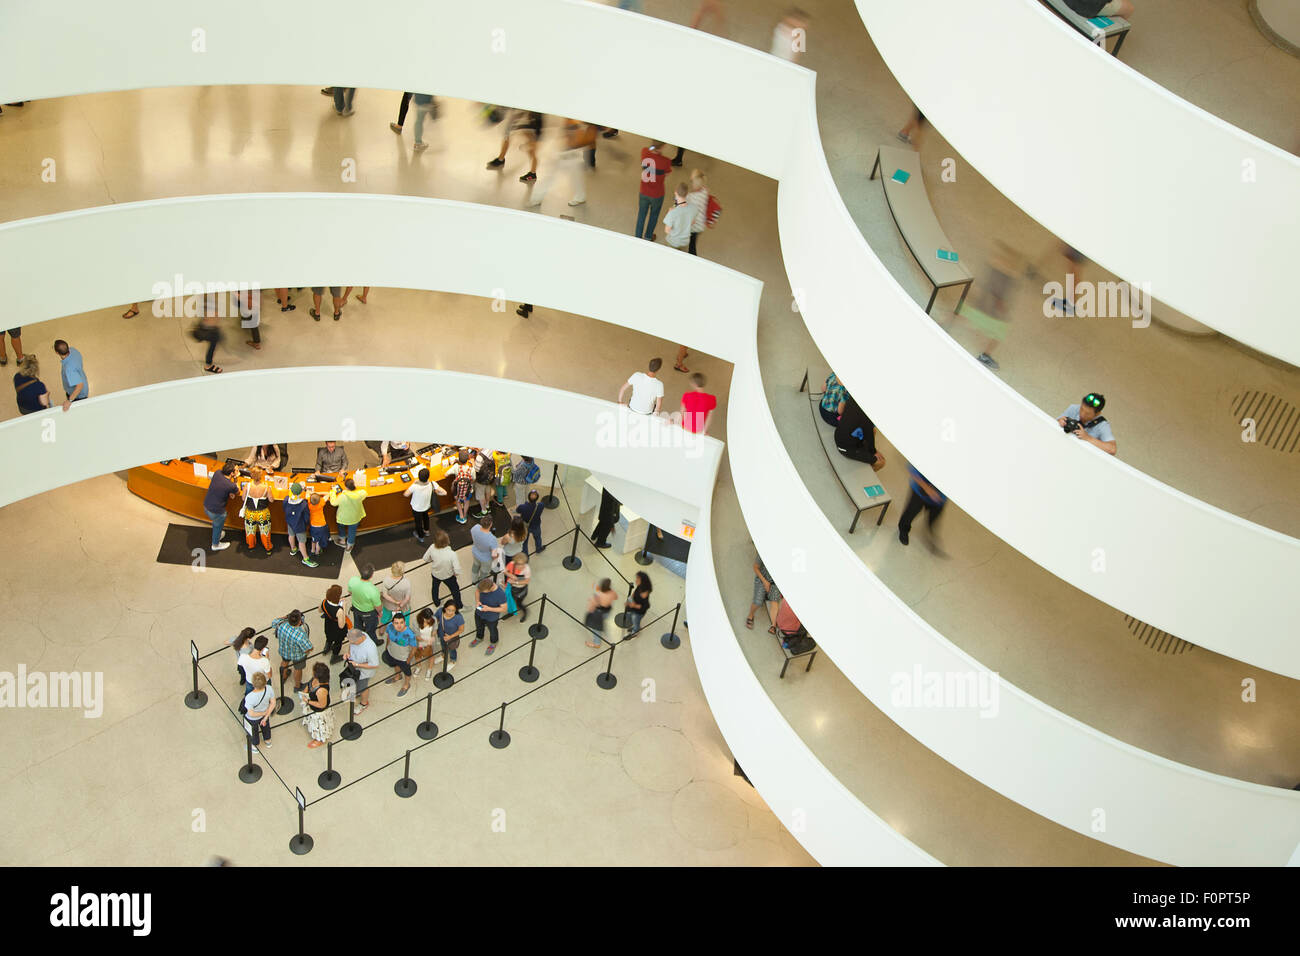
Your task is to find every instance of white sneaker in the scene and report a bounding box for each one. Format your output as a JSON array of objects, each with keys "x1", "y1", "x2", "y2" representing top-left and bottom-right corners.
[
  {"x1": 250, "y1": 746, "x2": 259, "y2": 754},
  {"x1": 212, "y1": 542, "x2": 231, "y2": 551},
  {"x1": 447, "y1": 660, "x2": 456, "y2": 671},
  {"x1": 567, "y1": 198, "x2": 586, "y2": 206}
]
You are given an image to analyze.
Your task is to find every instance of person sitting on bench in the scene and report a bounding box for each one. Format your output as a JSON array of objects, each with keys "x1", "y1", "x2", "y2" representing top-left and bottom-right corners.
[
  {"x1": 1064, "y1": 0, "x2": 1134, "y2": 20},
  {"x1": 834, "y1": 395, "x2": 885, "y2": 470}
]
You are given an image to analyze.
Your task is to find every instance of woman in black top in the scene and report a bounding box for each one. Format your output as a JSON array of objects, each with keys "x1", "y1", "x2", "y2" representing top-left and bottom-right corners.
[
  {"x1": 13, "y1": 355, "x2": 49, "y2": 415},
  {"x1": 321, "y1": 584, "x2": 349, "y2": 663},
  {"x1": 623, "y1": 572, "x2": 652, "y2": 639},
  {"x1": 833, "y1": 395, "x2": 885, "y2": 470},
  {"x1": 301, "y1": 662, "x2": 333, "y2": 748}
]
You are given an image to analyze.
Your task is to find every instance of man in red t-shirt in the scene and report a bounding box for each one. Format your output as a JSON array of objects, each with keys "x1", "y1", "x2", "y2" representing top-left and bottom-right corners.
[
  {"x1": 635, "y1": 142, "x2": 673, "y2": 241},
  {"x1": 680, "y1": 373, "x2": 717, "y2": 436}
]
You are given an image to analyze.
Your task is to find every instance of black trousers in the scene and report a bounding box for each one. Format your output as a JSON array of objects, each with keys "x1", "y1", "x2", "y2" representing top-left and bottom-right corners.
[
  {"x1": 898, "y1": 491, "x2": 945, "y2": 534},
  {"x1": 474, "y1": 613, "x2": 500, "y2": 646},
  {"x1": 688, "y1": 232, "x2": 699, "y2": 256},
  {"x1": 396, "y1": 91, "x2": 413, "y2": 125},
  {"x1": 593, "y1": 513, "x2": 617, "y2": 545},
  {"x1": 432, "y1": 574, "x2": 462, "y2": 611},
  {"x1": 412, "y1": 508, "x2": 430, "y2": 538}
]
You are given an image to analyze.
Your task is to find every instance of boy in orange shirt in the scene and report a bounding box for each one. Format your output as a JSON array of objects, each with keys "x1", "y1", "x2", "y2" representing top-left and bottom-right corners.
[{"x1": 307, "y1": 493, "x2": 330, "y2": 557}]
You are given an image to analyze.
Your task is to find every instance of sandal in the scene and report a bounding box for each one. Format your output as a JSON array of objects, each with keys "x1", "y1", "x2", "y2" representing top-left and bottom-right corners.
[
  {"x1": 674, "y1": 365, "x2": 690, "y2": 373},
  {"x1": 310, "y1": 308, "x2": 321, "y2": 321},
  {"x1": 246, "y1": 340, "x2": 261, "y2": 350},
  {"x1": 745, "y1": 615, "x2": 754, "y2": 629},
  {"x1": 767, "y1": 625, "x2": 777, "y2": 635},
  {"x1": 280, "y1": 303, "x2": 296, "y2": 313},
  {"x1": 333, "y1": 312, "x2": 341, "y2": 321},
  {"x1": 204, "y1": 365, "x2": 223, "y2": 374},
  {"x1": 122, "y1": 307, "x2": 139, "y2": 319}
]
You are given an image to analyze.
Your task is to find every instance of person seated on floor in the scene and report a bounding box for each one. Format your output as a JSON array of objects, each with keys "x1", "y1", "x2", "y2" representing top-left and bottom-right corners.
[
  {"x1": 1064, "y1": 0, "x2": 1134, "y2": 21},
  {"x1": 833, "y1": 395, "x2": 885, "y2": 470}
]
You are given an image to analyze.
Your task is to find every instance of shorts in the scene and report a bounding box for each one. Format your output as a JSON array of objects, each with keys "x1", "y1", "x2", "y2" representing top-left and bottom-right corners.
[
  {"x1": 310, "y1": 524, "x2": 330, "y2": 546},
  {"x1": 1064, "y1": 0, "x2": 1108, "y2": 17},
  {"x1": 5, "y1": 327, "x2": 20, "y2": 337},
  {"x1": 752, "y1": 575, "x2": 781, "y2": 605},
  {"x1": 283, "y1": 656, "x2": 307, "y2": 669},
  {"x1": 454, "y1": 478, "x2": 473, "y2": 502},
  {"x1": 382, "y1": 649, "x2": 412, "y2": 676},
  {"x1": 311, "y1": 286, "x2": 343, "y2": 296},
  {"x1": 354, "y1": 676, "x2": 370, "y2": 694}
]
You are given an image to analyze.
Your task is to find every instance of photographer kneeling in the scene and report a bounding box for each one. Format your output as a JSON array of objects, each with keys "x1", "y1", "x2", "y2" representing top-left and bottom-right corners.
[{"x1": 1057, "y1": 392, "x2": 1117, "y2": 456}]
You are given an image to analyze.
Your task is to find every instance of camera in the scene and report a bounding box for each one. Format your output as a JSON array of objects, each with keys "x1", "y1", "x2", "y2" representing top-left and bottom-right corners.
[{"x1": 1062, "y1": 417, "x2": 1083, "y2": 434}]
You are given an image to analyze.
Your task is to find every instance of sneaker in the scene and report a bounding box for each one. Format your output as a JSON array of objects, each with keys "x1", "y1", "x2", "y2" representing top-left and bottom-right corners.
[
  {"x1": 397, "y1": 686, "x2": 409, "y2": 697},
  {"x1": 527, "y1": 195, "x2": 543, "y2": 207},
  {"x1": 344, "y1": 544, "x2": 353, "y2": 553},
  {"x1": 468, "y1": 638, "x2": 483, "y2": 649},
  {"x1": 519, "y1": 171, "x2": 537, "y2": 183},
  {"x1": 414, "y1": 141, "x2": 429, "y2": 151},
  {"x1": 250, "y1": 746, "x2": 259, "y2": 754},
  {"x1": 301, "y1": 557, "x2": 319, "y2": 568},
  {"x1": 976, "y1": 352, "x2": 1000, "y2": 370},
  {"x1": 567, "y1": 198, "x2": 586, "y2": 206},
  {"x1": 595, "y1": 541, "x2": 612, "y2": 550},
  {"x1": 602, "y1": 129, "x2": 618, "y2": 139},
  {"x1": 485, "y1": 644, "x2": 496, "y2": 656},
  {"x1": 262, "y1": 740, "x2": 272, "y2": 748},
  {"x1": 340, "y1": 108, "x2": 355, "y2": 117},
  {"x1": 519, "y1": 608, "x2": 528, "y2": 623},
  {"x1": 390, "y1": 122, "x2": 403, "y2": 134},
  {"x1": 212, "y1": 542, "x2": 231, "y2": 552},
  {"x1": 456, "y1": 515, "x2": 467, "y2": 524},
  {"x1": 320, "y1": 88, "x2": 333, "y2": 96},
  {"x1": 289, "y1": 548, "x2": 298, "y2": 556},
  {"x1": 447, "y1": 660, "x2": 456, "y2": 671},
  {"x1": 486, "y1": 157, "x2": 505, "y2": 169}
]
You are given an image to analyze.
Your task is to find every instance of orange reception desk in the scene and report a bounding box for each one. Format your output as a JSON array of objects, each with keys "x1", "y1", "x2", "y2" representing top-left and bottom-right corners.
[{"x1": 127, "y1": 450, "x2": 462, "y2": 535}]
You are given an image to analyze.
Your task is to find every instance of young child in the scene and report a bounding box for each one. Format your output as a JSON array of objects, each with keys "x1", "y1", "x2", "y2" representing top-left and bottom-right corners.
[
  {"x1": 663, "y1": 182, "x2": 693, "y2": 250},
  {"x1": 307, "y1": 492, "x2": 330, "y2": 557},
  {"x1": 452, "y1": 449, "x2": 476, "y2": 524}
]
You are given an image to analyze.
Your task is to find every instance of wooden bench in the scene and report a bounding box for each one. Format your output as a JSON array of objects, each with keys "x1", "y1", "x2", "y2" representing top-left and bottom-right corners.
[
  {"x1": 1040, "y1": 0, "x2": 1131, "y2": 55},
  {"x1": 870, "y1": 145, "x2": 973, "y2": 315},
  {"x1": 799, "y1": 370, "x2": 892, "y2": 533}
]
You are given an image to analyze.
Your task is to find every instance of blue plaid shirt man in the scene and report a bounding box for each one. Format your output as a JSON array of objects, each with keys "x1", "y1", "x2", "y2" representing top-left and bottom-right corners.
[{"x1": 273, "y1": 618, "x2": 313, "y2": 661}]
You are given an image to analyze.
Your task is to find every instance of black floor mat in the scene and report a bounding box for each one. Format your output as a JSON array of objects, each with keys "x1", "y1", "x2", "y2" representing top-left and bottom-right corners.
[
  {"x1": 156, "y1": 502, "x2": 520, "y2": 578},
  {"x1": 155, "y1": 524, "x2": 343, "y2": 578}
]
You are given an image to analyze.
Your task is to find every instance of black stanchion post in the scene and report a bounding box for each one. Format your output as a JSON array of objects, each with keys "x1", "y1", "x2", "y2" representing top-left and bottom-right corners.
[
  {"x1": 185, "y1": 640, "x2": 208, "y2": 709},
  {"x1": 394, "y1": 750, "x2": 418, "y2": 798},
  {"x1": 275, "y1": 656, "x2": 293, "y2": 715},
  {"x1": 661, "y1": 602, "x2": 682, "y2": 650},
  {"x1": 519, "y1": 631, "x2": 540, "y2": 683},
  {"x1": 340, "y1": 699, "x2": 363, "y2": 740},
  {"x1": 562, "y1": 524, "x2": 583, "y2": 571},
  {"x1": 318, "y1": 739, "x2": 341, "y2": 790},
  {"x1": 239, "y1": 725, "x2": 262, "y2": 784},
  {"x1": 634, "y1": 545, "x2": 653, "y2": 566},
  {"x1": 542, "y1": 463, "x2": 560, "y2": 509},
  {"x1": 433, "y1": 643, "x2": 454, "y2": 689},
  {"x1": 417, "y1": 692, "x2": 439, "y2": 740},
  {"x1": 289, "y1": 787, "x2": 314, "y2": 855},
  {"x1": 489, "y1": 701, "x2": 511, "y2": 749},
  {"x1": 527, "y1": 593, "x2": 550, "y2": 641},
  {"x1": 615, "y1": 580, "x2": 634, "y2": 629},
  {"x1": 596, "y1": 642, "x2": 618, "y2": 690}
]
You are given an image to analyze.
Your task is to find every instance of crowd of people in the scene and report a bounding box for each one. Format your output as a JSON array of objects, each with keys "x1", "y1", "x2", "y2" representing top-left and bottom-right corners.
[{"x1": 230, "y1": 532, "x2": 657, "y2": 750}]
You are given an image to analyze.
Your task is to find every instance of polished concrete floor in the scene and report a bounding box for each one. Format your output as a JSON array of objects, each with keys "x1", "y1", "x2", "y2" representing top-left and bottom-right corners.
[{"x1": 0, "y1": 0, "x2": 1296, "y2": 865}]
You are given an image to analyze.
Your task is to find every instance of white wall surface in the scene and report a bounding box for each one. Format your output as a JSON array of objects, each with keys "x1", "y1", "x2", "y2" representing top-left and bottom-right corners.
[
  {"x1": 855, "y1": 0, "x2": 1300, "y2": 364},
  {"x1": 2, "y1": 1, "x2": 1297, "y2": 667},
  {"x1": 725, "y1": 331, "x2": 1300, "y2": 867}
]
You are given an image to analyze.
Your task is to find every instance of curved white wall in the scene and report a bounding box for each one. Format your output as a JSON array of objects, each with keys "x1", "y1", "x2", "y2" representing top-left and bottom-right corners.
[
  {"x1": 726, "y1": 332, "x2": 1300, "y2": 868},
  {"x1": 3, "y1": 0, "x2": 1297, "y2": 666},
  {"x1": 854, "y1": 0, "x2": 1300, "y2": 365},
  {"x1": 5, "y1": 191, "x2": 1298, "y2": 866}
]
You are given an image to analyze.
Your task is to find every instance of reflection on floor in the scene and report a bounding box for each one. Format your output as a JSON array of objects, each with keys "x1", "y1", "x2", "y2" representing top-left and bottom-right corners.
[{"x1": 0, "y1": 465, "x2": 812, "y2": 866}]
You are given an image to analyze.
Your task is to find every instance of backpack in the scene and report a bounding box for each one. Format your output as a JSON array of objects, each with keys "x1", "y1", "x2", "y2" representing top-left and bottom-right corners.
[
  {"x1": 519, "y1": 460, "x2": 541, "y2": 485},
  {"x1": 494, "y1": 452, "x2": 512, "y2": 486},
  {"x1": 705, "y1": 194, "x2": 722, "y2": 228},
  {"x1": 475, "y1": 454, "x2": 496, "y2": 485},
  {"x1": 781, "y1": 626, "x2": 816, "y2": 655}
]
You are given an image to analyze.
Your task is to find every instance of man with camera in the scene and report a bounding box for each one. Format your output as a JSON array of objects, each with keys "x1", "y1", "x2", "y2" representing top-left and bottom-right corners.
[{"x1": 1056, "y1": 392, "x2": 1117, "y2": 456}]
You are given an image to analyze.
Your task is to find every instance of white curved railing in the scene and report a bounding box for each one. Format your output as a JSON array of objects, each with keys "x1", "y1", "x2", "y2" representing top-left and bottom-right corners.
[
  {"x1": 4, "y1": 192, "x2": 1298, "y2": 865},
  {"x1": 855, "y1": 0, "x2": 1300, "y2": 364},
  {"x1": 726, "y1": 332, "x2": 1300, "y2": 867},
  {"x1": 4, "y1": 0, "x2": 1297, "y2": 668}
]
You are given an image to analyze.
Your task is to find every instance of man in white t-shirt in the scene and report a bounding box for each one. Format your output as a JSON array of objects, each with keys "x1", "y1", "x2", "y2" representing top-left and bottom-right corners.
[{"x1": 618, "y1": 358, "x2": 665, "y2": 415}]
